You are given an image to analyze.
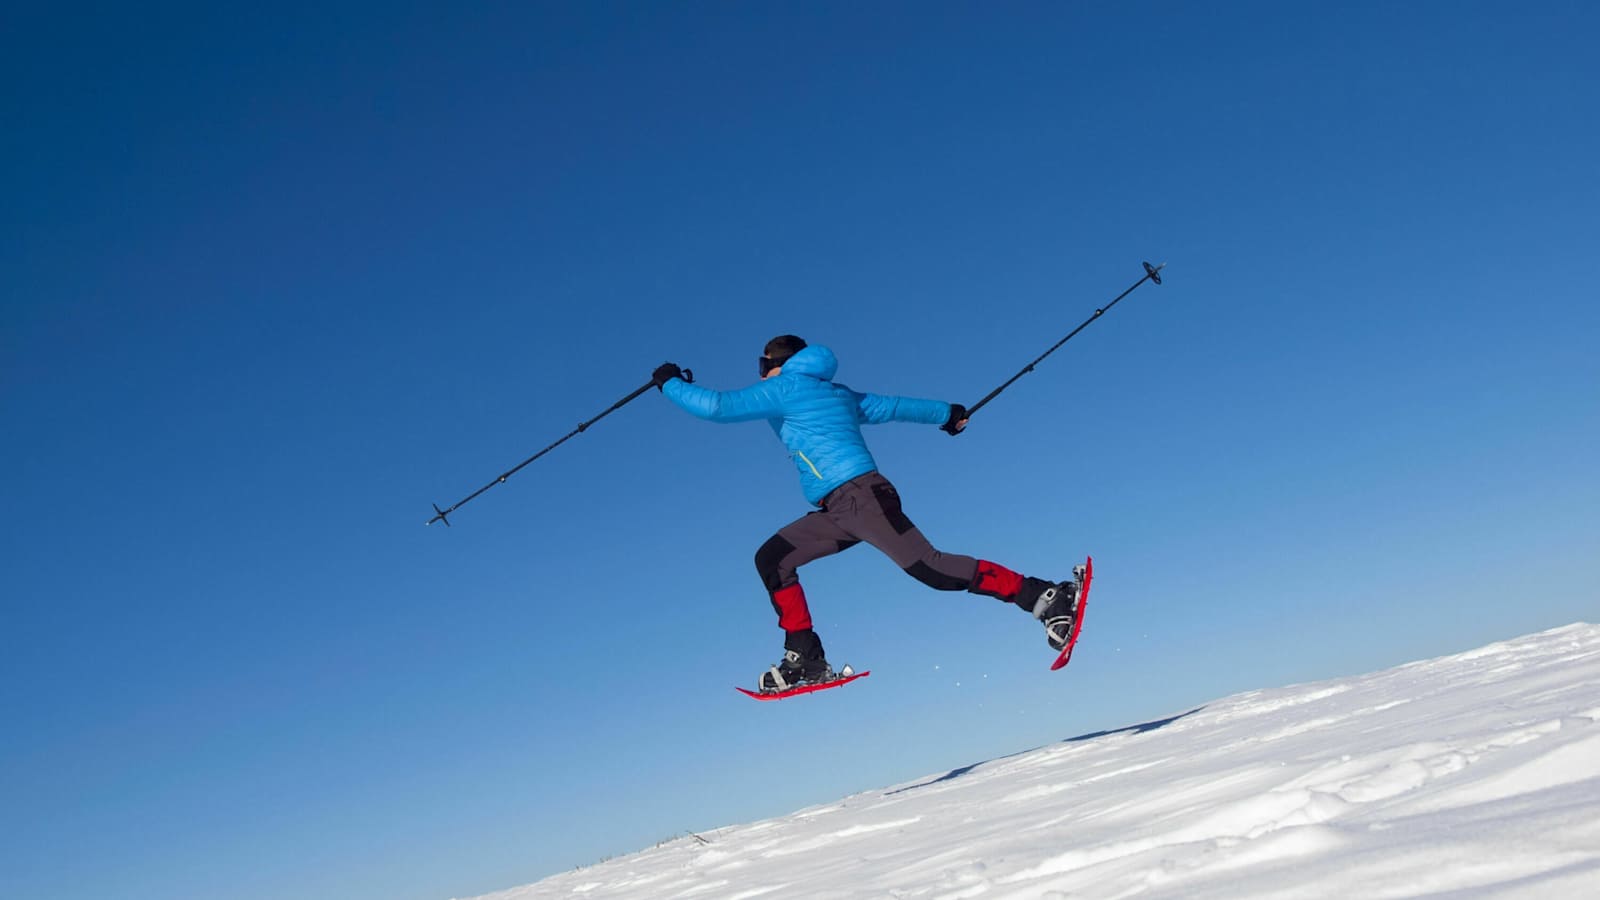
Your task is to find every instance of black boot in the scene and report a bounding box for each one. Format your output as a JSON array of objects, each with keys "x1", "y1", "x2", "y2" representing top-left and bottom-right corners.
[
  {"x1": 759, "y1": 629, "x2": 834, "y2": 691},
  {"x1": 1015, "y1": 575, "x2": 1081, "y2": 651}
]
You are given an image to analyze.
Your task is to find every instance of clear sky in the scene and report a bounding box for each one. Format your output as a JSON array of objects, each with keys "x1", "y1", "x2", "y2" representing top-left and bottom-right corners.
[{"x1": 3, "y1": 3, "x2": 1596, "y2": 899}]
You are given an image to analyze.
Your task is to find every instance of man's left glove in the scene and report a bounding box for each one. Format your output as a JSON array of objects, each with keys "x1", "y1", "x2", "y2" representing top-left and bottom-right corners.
[
  {"x1": 942, "y1": 403, "x2": 969, "y2": 436},
  {"x1": 652, "y1": 362, "x2": 687, "y2": 390}
]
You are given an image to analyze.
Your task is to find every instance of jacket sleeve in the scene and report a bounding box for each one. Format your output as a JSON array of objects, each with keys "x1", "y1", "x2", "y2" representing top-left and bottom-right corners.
[
  {"x1": 663, "y1": 378, "x2": 785, "y2": 423},
  {"x1": 855, "y1": 391, "x2": 952, "y2": 427}
]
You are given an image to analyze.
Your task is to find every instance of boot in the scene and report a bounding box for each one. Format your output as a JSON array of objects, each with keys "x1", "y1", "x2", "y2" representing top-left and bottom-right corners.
[
  {"x1": 759, "y1": 629, "x2": 834, "y2": 692},
  {"x1": 759, "y1": 650, "x2": 837, "y2": 692},
  {"x1": 1016, "y1": 573, "x2": 1081, "y2": 651}
]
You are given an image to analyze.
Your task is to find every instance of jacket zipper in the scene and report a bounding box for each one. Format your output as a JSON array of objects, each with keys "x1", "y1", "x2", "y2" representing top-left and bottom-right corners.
[{"x1": 796, "y1": 450, "x2": 824, "y2": 480}]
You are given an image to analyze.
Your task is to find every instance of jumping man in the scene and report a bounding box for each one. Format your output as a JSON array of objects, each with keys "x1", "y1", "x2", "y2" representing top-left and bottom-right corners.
[{"x1": 652, "y1": 335, "x2": 1081, "y2": 692}]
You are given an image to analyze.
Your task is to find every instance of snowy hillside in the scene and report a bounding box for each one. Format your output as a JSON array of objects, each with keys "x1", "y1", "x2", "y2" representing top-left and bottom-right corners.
[{"x1": 467, "y1": 624, "x2": 1600, "y2": 899}]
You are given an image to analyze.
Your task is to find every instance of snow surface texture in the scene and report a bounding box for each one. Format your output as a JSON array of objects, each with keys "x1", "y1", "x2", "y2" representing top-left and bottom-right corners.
[{"x1": 466, "y1": 624, "x2": 1600, "y2": 899}]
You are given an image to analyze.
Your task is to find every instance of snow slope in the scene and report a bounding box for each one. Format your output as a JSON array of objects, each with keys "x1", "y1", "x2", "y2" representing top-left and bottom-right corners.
[{"x1": 466, "y1": 624, "x2": 1600, "y2": 899}]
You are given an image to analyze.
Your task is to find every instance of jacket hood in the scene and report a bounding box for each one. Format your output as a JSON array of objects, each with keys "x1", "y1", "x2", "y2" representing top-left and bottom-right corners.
[{"x1": 781, "y1": 345, "x2": 838, "y2": 381}]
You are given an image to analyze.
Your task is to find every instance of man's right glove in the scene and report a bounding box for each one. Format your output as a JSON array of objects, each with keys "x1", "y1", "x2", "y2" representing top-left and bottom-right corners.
[
  {"x1": 652, "y1": 362, "x2": 686, "y2": 390},
  {"x1": 942, "y1": 403, "x2": 969, "y2": 436}
]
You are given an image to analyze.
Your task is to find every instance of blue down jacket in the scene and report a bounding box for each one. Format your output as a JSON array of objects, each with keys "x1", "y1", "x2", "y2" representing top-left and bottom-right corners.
[{"x1": 662, "y1": 345, "x2": 953, "y2": 506}]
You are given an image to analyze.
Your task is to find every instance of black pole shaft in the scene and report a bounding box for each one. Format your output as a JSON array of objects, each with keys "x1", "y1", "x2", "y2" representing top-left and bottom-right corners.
[
  {"x1": 428, "y1": 379, "x2": 658, "y2": 526},
  {"x1": 965, "y1": 261, "x2": 1164, "y2": 418}
]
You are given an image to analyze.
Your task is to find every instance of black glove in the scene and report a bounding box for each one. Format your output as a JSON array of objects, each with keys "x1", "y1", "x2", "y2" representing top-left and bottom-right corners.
[
  {"x1": 652, "y1": 362, "x2": 686, "y2": 390},
  {"x1": 941, "y1": 403, "x2": 969, "y2": 436}
]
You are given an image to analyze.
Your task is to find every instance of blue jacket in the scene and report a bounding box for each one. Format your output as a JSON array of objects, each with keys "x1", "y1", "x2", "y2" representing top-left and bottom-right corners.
[{"x1": 662, "y1": 345, "x2": 953, "y2": 506}]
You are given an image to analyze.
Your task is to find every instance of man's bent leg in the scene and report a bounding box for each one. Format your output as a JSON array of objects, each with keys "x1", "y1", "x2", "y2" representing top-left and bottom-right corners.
[{"x1": 755, "y1": 510, "x2": 859, "y2": 658}]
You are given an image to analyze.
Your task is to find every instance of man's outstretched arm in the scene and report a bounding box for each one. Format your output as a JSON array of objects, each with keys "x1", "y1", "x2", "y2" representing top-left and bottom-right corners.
[
  {"x1": 855, "y1": 391, "x2": 953, "y2": 427},
  {"x1": 662, "y1": 374, "x2": 784, "y2": 423}
]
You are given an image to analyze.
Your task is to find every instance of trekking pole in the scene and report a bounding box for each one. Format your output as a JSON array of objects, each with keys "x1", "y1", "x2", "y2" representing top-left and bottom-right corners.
[
  {"x1": 963, "y1": 262, "x2": 1164, "y2": 419},
  {"x1": 427, "y1": 370, "x2": 691, "y2": 526}
]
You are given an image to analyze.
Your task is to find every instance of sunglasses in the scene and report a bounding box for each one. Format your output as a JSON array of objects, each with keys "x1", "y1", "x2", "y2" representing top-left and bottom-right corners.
[{"x1": 759, "y1": 356, "x2": 783, "y2": 377}]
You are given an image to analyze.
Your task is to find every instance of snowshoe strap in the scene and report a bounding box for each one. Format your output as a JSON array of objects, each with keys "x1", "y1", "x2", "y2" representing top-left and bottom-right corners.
[
  {"x1": 1045, "y1": 615, "x2": 1075, "y2": 651},
  {"x1": 1031, "y1": 585, "x2": 1060, "y2": 619}
]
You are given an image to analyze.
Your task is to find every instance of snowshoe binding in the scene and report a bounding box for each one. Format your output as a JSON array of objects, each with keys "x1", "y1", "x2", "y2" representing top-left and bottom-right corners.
[
  {"x1": 1028, "y1": 565, "x2": 1085, "y2": 652},
  {"x1": 759, "y1": 649, "x2": 837, "y2": 693}
]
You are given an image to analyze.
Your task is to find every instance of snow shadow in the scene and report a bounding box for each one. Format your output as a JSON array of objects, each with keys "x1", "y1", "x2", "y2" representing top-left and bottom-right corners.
[
  {"x1": 1063, "y1": 706, "x2": 1204, "y2": 743},
  {"x1": 884, "y1": 707, "x2": 1204, "y2": 796}
]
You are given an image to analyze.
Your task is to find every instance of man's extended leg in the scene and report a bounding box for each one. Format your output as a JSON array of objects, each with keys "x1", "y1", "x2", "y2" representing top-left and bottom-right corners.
[
  {"x1": 829, "y1": 473, "x2": 1080, "y2": 646},
  {"x1": 825, "y1": 473, "x2": 983, "y2": 591},
  {"x1": 756, "y1": 475, "x2": 1001, "y2": 600}
]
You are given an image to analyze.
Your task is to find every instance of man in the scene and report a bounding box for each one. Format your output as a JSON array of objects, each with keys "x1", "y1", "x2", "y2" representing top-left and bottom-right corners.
[{"x1": 653, "y1": 335, "x2": 1081, "y2": 692}]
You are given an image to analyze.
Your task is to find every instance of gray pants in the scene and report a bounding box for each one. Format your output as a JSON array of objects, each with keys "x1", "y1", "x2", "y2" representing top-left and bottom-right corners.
[{"x1": 755, "y1": 473, "x2": 981, "y2": 631}]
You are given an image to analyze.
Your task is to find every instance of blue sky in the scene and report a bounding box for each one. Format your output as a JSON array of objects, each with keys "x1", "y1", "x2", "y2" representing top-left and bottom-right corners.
[{"x1": 3, "y1": 3, "x2": 1597, "y2": 898}]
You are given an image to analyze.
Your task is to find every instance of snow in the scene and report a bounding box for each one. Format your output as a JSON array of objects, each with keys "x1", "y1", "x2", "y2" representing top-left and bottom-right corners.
[{"x1": 462, "y1": 624, "x2": 1600, "y2": 899}]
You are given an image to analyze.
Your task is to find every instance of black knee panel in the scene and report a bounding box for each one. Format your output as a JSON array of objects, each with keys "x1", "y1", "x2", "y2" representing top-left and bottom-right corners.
[
  {"x1": 755, "y1": 534, "x2": 796, "y2": 593},
  {"x1": 904, "y1": 561, "x2": 972, "y2": 591}
]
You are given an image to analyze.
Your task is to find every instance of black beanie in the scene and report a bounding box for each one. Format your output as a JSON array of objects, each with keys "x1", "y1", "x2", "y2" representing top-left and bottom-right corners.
[{"x1": 764, "y1": 334, "x2": 807, "y2": 364}]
